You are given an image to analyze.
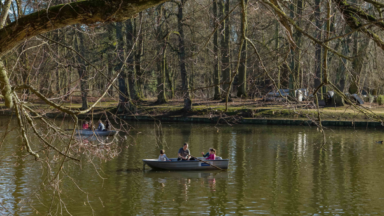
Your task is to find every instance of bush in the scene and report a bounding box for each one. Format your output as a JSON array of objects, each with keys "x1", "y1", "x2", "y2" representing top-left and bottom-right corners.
[
  {"x1": 364, "y1": 96, "x2": 369, "y2": 102},
  {"x1": 349, "y1": 83, "x2": 358, "y2": 94},
  {"x1": 331, "y1": 93, "x2": 344, "y2": 106},
  {"x1": 369, "y1": 94, "x2": 374, "y2": 103},
  {"x1": 377, "y1": 95, "x2": 384, "y2": 105},
  {"x1": 363, "y1": 95, "x2": 374, "y2": 103}
]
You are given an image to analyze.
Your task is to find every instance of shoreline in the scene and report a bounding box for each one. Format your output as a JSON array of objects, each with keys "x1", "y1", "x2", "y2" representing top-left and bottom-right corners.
[
  {"x1": 120, "y1": 115, "x2": 383, "y2": 128},
  {"x1": 2, "y1": 99, "x2": 384, "y2": 128}
]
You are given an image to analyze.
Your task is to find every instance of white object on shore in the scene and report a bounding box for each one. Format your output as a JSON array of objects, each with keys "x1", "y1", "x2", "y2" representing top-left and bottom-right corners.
[{"x1": 297, "y1": 90, "x2": 303, "y2": 102}]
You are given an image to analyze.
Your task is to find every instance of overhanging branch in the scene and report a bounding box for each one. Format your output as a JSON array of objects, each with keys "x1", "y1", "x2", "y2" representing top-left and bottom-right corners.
[{"x1": 0, "y1": 0, "x2": 168, "y2": 58}]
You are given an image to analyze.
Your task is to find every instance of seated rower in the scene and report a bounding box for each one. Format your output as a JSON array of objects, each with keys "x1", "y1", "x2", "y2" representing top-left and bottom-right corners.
[{"x1": 178, "y1": 143, "x2": 195, "y2": 161}]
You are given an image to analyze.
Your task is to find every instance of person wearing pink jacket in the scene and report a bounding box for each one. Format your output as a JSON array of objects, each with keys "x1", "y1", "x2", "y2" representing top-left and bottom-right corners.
[{"x1": 206, "y1": 149, "x2": 216, "y2": 160}]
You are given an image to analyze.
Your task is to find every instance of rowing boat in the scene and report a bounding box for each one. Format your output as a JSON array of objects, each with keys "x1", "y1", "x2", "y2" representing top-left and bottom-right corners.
[
  {"x1": 75, "y1": 129, "x2": 118, "y2": 136},
  {"x1": 143, "y1": 170, "x2": 228, "y2": 179},
  {"x1": 142, "y1": 158, "x2": 228, "y2": 170}
]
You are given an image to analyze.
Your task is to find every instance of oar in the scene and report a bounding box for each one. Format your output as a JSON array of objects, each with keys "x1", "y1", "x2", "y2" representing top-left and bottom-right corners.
[{"x1": 188, "y1": 155, "x2": 224, "y2": 171}]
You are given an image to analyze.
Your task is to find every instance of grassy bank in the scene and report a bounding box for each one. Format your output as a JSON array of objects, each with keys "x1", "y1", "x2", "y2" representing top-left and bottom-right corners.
[{"x1": 2, "y1": 97, "x2": 384, "y2": 123}]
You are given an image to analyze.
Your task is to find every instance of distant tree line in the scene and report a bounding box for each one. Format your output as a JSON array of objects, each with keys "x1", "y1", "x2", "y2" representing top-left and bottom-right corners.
[{"x1": 1, "y1": 0, "x2": 384, "y2": 112}]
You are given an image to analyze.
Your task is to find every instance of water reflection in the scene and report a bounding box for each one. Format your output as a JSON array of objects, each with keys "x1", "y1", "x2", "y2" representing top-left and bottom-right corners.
[{"x1": 1, "y1": 120, "x2": 384, "y2": 215}]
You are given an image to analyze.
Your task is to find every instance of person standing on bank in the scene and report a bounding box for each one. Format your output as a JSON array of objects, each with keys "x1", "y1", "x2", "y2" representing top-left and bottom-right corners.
[{"x1": 178, "y1": 143, "x2": 195, "y2": 161}]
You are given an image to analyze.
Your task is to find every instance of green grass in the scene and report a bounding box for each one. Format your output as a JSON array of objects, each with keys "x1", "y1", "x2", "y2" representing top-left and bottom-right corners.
[{"x1": 2, "y1": 98, "x2": 384, "y2": 122}]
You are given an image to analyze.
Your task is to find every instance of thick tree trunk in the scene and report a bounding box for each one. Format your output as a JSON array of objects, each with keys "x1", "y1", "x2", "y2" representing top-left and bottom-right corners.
[
  {"x1": 126, "y1": 19, "x2": 138, "y2": 100},
  {"x1": 323, "y1": 0, "x2": 331, "y2": 88},
  {"x1": 74, "y1": 28, "x2": 88, "y2": 110},
  {"x1": 213, "y1": 0, "x2": 220, "y2": 100},
  {"x1": 288, "y1": 2, "x2": 296, "y2": 96},
  {"x1": 349, "y1": 34, "x2": 371, "y2": 94},
  {"x1": 106, "y1": 24, "x2": 115, "y2": 96},
  {"x1": 0, "y1": 0, "x2": 12, "y2": 28},
  {"x1": 178, "y1": 0, "x2": 192, "y2": 110},
  {"x1": 55, "y1": 30, "x2": 61, "y2": 95},
  {"x1": 0, "y1": 61, "x2": 12, "y2": 108},
  {"x1": 116, "y1": 22, "x2": 130, "y2": 111},
  {"x1": 237, "y1": 0, "x2": 247, "y2": 98},
  {"x1": 0, "y1": 0, "x2": 170, "y2": 58},
  {"x1": 155, "y1": 6, "x2": 167, "y2": 104},
  {"x1": 336, "y1": 27, "x2": 351, "y2": 92},
  {"x1": 294, "y1": 0, "x2": 304, "y2": 89},
  {"x1": 221, "y1": 0, "x2": 231, "y2": 99},
  {"x1": 165, "y1": 67, "x2": 174, "y2": 99},
  {"x1": 275, "y1": 20, "x2": 280, "y2": 89},
  {"x1": 156, "y1": 47, "x2": 168, "y2": 104},
  {"x1": 134, "y1": 13, "x2": 144, "y2": 100},
  {"x1": 314, "y1": 0, "x2": 322, "y2": 97},
  {"x1": 0, "y1": 0, "x2": 13, "y2": 108}
]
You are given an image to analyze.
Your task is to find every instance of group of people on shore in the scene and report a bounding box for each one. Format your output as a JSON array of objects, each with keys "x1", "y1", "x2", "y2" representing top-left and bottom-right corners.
[
  {"x1": 158, "y1": 143, "x2": 217, "y2": 161},
  {"x1": 82, "y1": 120, "x2": 110, "y2": 131}
]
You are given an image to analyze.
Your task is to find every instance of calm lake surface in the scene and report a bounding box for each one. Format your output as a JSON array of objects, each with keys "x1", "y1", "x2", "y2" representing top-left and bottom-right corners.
[{"x1": 1, "y1": 117, "x2": 384, "y2": 215}]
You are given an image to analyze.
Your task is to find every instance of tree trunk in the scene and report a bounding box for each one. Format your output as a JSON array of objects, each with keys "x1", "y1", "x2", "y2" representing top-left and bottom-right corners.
[
  {"x1": 126, "y1": 19, "x2": 138, "y2": 100},
  {"x1": 314, "y1": 0, "x2": 323, "y2": 98},
  {"x1": 288, "y1": 1, "x2": 296, "y2": 96},
  {"x1": 349, "y1": 34, "x2": 371, "y2": 94},
  {"x1": 213, "y1": 0, "x2": 220, "y2": 100},
  {"x1": 156, "y1": 46, "x2": 168, "y2": 104},
  {"x1": 55, "y1": 30, "x2": 61, "y2": 95},
  {"x1": 166, "y1": 67, "x2": 174, "y2": 99},
  {"x1": 155, "y1": 6, "x2": 167, "y2": 104},
  {"x1": 134, "y1": 12, "x2": 144, "y2": 100},
  {"x1": 294, "y1": 0, "x2": 304, "y2": 89},
  {"x1": 323, "y1": 0, "x2": 331, "y2": 87},
  {"x1": 237, "y1": 0, "x2": 247, "y2": 98},
  {"x1": 221, "y1": 0, "x2": 231, "y2": 99},
  {"x1": 275, "y1": 20, "x2": 280, "y2": 89},
  {"x1": 116, "y1": 22, "x2": 130, "y2": 111},
  {"x1": 106, "y1": 23, "x2": 115, "y2": 96},
  {"x1": 74, "y1": 27, "x2": 88, "y2": 110},
  {"x1": 336, "y1": 27, "x2": 351, "y2": 92},
  {"x1": 178, "y1": 0, "x2": 192, "y2": 110}
]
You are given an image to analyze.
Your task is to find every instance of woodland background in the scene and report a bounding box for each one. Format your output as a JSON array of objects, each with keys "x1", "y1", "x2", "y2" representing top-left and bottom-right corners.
[{"x1": 2, "y1": 0, "x2": 383, "y2": 112}]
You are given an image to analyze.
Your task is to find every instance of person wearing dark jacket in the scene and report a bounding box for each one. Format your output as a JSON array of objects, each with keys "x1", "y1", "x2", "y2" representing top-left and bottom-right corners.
[{"x1": 104, "y1": 120, "x2": 110, "y2": 131}]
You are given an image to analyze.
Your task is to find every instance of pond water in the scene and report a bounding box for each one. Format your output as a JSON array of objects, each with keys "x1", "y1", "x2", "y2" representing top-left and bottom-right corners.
[{"x1": 1, "y1": 118, "x2": 384, "y2": 215}]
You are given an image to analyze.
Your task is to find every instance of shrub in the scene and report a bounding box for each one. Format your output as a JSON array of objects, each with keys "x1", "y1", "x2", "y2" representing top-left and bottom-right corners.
[
  {"x1": 331, "y1": 93, "x2": 344, "y2": 106},
  {"x1": 377, "y1": 95, "x2": 384, "y2": 105},
  {"x1": 349, "y1": 83, "x2": 358, "y2": 94},
  {"x1": 369, "y1": 94, "x2": 374, "y2": 103},
  {"x1": 363, "y1": 95, "x2": 374, "y2": 103}
]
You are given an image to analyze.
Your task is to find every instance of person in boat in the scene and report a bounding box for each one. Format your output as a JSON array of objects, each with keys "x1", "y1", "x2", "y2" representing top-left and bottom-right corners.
[
  {"x1": 82, "y1": 121, "x2": 89, "y2": 130},
  {"x1": 201, "y1": 148, "x2": 213, "y2": 157},
  {"x1": 97, "y1": 120, "x2": 105, "y2": 131},
  {"x1": 158, "y1": 149, "x2": 171, "y2": 161},
  {"x1": 178, "y1": 143, "x2": 195, "y2": 161},
  {"x1": 206, "y1": 148, "x2": 216, "y2": 160},
  {"x1": 103, "y1": 120, "x2": 110, "y2": 131}
]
